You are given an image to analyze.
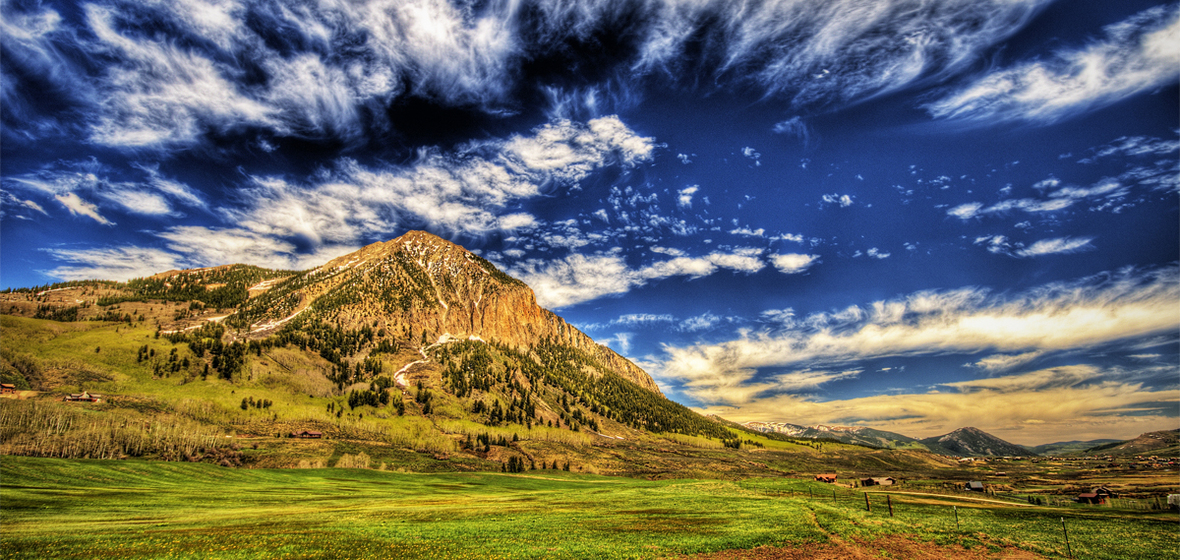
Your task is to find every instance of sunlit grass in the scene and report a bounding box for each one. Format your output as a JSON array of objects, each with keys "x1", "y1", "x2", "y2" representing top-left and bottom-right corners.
[{"x1": 3, "y1": 457, "x2": 1175, "y2": 560}]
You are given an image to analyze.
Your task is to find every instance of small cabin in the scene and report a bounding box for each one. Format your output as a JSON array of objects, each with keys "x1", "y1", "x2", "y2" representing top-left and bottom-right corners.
[
  {"x1": 814, "y1": 473, "x2": 838, "y2": 483},
  {"x1": 965, "y1": 481, "x2": 985, "y2": 492},
  {"x1": 1076, "y1": 492, "x2": 1107, "y2": 505},
  {"x1": 861, "y1": 477, "x2": 895, "y2": 487},
  {"x1": 63, "y1": 391, "x2": 101, "y2": 403},
  {"x1": 0, "y1": 383, "x2": 16, "y2": 394},
  {"x1": 291, "y1": 430, "x2": 323, "y2": 439}
]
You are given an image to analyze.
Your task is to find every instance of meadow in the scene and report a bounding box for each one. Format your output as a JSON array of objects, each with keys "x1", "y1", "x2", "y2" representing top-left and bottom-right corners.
[{"x1": 3, "y1": 456, "x2": 1176, "y2": 559}]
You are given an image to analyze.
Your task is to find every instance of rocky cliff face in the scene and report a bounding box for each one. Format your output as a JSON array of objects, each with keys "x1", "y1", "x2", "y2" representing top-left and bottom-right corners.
[{"x1": 236, "y1": 231, "x2": 662, "y2": 395}]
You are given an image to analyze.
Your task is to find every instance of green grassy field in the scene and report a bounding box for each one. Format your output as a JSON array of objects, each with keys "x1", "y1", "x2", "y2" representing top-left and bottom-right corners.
[{"x1": 3, "y1": 457, "x2": 1175, "y2": 559}]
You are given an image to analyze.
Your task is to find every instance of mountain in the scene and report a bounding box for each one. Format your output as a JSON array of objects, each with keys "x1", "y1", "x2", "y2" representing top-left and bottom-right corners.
[
  {"x1": 1029, "y1": 439, "x2": 1122, "y2": 456},
  {"x1": 227, "y1": 231, "x2": 661, "y2": 395},
  {"x1": 743, "y1": 421, "x2": 927, "y2": 450},
  {"x1": 919, "y1": 427, "x2": 1034, "y2": 457},
  {"x1": 1083, "y1": 429, "x2": 1180, "y2": 456},
  {"x1": 2, "y1": 230, "x2": 748, "y2": 472}
]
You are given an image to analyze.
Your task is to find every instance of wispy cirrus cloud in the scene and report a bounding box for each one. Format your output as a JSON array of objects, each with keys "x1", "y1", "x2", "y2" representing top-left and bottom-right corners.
[
  {"x1": 4, "y1": 160, "x2": 208, "y2": 223},
  {"x1": 927, "y1": 4, "x2": 1180, "y2": 125},
  {"x1": 2, "y1": 0, "x2": 1051, "y2": 149},
  {"x1": 973, "y1": 235, "x2": 1096, "y2": 258},
  {"x1": 581, "y1": 311, "x2": 732, "y2": 334}
]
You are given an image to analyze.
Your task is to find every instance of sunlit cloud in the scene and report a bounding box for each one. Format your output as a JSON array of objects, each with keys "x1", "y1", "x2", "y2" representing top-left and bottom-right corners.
[
  {"x1": 659, "y1": 265, "x2": 1180, "y2": 410},
  {"x1": 694, "y1": 365, "x2": 1178, "y2": 444},
  {"x1": 969, "y1": 351, "x2": 1045, "y2": 373}
]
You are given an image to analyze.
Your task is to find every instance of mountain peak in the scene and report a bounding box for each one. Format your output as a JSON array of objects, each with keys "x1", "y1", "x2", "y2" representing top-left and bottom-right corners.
[
  {"x1": 233, "y1": 232, "x2": 662, "y2": 395},
  {"x1": 921, "y1": 426, "x2": 1032, "y2": 457}
]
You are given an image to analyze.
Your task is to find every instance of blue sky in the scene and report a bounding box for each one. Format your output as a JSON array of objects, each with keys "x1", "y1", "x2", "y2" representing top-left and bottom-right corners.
[{"x1": 2, "y1": 0, "x2": 1177, "y2": 444}]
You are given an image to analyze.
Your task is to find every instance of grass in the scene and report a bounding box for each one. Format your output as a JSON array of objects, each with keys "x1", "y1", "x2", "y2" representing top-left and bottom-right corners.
[{"x1": 3, "y1": 457, "x2": 1176, "y2": 560}]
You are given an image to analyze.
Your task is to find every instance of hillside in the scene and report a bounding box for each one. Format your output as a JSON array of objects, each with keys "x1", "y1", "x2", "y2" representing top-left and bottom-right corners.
[
  {"x1": 4, "y1": 231, "x2": 874, "y2": 475},
  {"x1": 920, "y1": 427, "x2": 1034, "y2": 457},
  {"x1": 1084, "y1": 429, "x2": 1180, "y2": 456}
]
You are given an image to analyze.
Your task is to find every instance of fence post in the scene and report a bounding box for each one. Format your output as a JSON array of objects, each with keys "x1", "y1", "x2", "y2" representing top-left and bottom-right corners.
[
  {"x1": 832, "y1": 489, "x2": 836, "y2": 503},
  {"x1": 864, "y1": 492, "x2": 871, "y2": 512},
  {"x1": 954, "y1": 506, "x2": 959, "y2": 531},
  {"x1": 809, "y1": 487, "x2": 813, "y2": 499},
  {"x1": 887, "y1": 495, "x2": 893, "y2": 517},
  {"x1": 1061, "y1": 517, "x2": 1073, "y2": 558}
]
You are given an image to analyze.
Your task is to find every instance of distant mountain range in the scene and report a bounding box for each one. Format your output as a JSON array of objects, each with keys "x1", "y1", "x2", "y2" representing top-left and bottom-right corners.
[{"x1": 744, "y1": 421, "x2": 1180, "y2": 457}]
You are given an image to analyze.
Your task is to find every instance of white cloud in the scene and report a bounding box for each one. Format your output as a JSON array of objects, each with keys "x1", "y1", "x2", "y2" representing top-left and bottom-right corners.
[
  {"x1": 224, "y1": 116, "x2": 650, "y2": 245},
  {"x1": 36, "y1": 116, "x2": 654, "y2": 281},
  {"x1": 512, "y1": 247, "x2": 767, "y2": 308},
  {"x1": 729, "y1": 227, "x2": 765, "y2": 238},
  {"x1": 866, "y1": 247, "x2": 890, "y2": 259},
  {"x1": 772, "y1": 116, "x2": 810, "y2": 146},
  {"x1": 969, "y1": 351, "x2": 1045, "y2": 373},
  {"x1": 53, "y1": 192, "x2": 112, "y2": 225},
  {"x1": 5, "y1": 0, "x2": 1054, "y2": 148},
  {"x1": 1014, "y1": 236, "x2": 1095, "y2": 257},
  {"x1": 770, "y1": 253, "x2": 820, "y2": 274},
  {"x1": 677, "y1": 185, "x2": 699, "y2": 209},
  {"x1": 157, "y1": 226, "x2": 351, "y2": 271},
  {"x1": 822, "y1": 193, "x2": 854, "y2": 207},
  {"x1": 6, "y1": 161, "x2": 207, "y2": 221},
  {"x1": 658, "y1": 265, "x2": 1180, "y2": 408},
  {"x1": 741, "y1": 146, "x2": 761, "y2": 166},
  {"x1": 927, "y1": 5, "x2": 1180, "y2": 125},
  {"x1": 680, "y1": 312, "x2": 724, "y2": 332},
  {"x1": 43, "y1": 246, "x2": 183, "y2": 281},
  {"x1": 84, "y1": 4, "x2": 277, "y2": 148},
  {"x1": 631, "y1": 0, "x2": 1049, "y2": 108},
  {"x1": 613, "y1": 314, "x2": 676, "y2": 327}
]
